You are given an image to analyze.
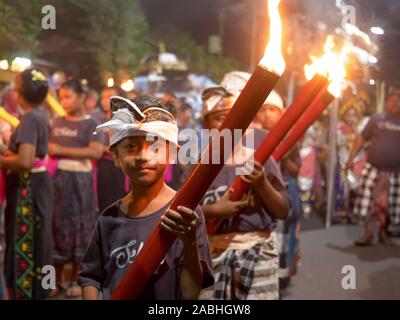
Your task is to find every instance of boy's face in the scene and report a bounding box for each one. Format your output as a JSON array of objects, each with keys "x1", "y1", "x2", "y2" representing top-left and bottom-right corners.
[
  {"x1": 257, "y1": 104, "x2": 284, "y2": 131},
  {"x1": 101, "y1": 88, "x2": 118, "y2": 114},
  {"x1": 113, "y1": 135, "x2": 170, "y2": 186},
  {"x1": 204, "y1": 109, "x2": 230, "y2": 130},
  {"x1": 60, "y1": 87, "x2": 85, "y2": 115}
]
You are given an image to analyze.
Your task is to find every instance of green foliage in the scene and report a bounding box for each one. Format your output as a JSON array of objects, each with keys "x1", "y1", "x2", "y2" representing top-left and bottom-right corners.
[
  {"x1": 86, "y1": 0, "x2": 151, "y2": 80},
  {"x1": 0, "y1": 0, "x2": 236, "y2": 84},
  {"x1": 0, "y1": 0, "x2": 45, "y2": 58},
  {"x1": 153, "y1": 26, "x2": 238, "y2": 82}
]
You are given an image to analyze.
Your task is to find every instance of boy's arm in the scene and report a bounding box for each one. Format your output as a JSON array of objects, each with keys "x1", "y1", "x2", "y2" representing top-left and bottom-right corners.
[
  {"x1": 281, "y1": 146, "x2": 301, "y2": 178},
  {"x1": 241, "y1": 161, "x2": 289, "y2": 220},
  {"x1": 201, "y1": 189, "x2": 248, "y2": 220},
  {"x1": 82, "y1": 286, "x2": 100, "y2": 300},
  {"x1": 254, "y1": 174, "x2": 289, "y2": 220},
  {"x1": 345, "y1": 134, "x2": 365, "y2": 170},
  {"x1": 78, "y1": 221, "x2": 104, "y2": 299},
  {"x1": 161, "y1": 207, "x2": 208, "y2": 299},
  {"x1": 180, "y1": 237, "x2": 203, "y2": 300}
]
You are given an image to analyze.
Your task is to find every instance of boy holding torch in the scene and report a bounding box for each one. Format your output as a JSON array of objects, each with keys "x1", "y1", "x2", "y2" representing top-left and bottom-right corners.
[
  {"x1": 196, "y1": 72, "x2": 289, "y2": 300},
  {"x1": 257, "y1": 93, "x2": 302, "y2": 287},
  {"x1": 78, "y1": 96, "x2": 213, "y2": 299}
]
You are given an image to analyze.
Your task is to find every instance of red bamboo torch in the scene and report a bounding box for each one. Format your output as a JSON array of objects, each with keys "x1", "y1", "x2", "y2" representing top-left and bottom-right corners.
[
  {"x1": 111, "y1": 0, "x2": 286, "y2": 300},
  {"x1": 227, "y1": 73, "x2": 328, "y2": 202},
  {"x1": 272, "y1": 87, "x2": 334, "y2": 161},
  {"x1": 205, "y1": 73, "x2": 328, "y2": 235},
  {"x1": 273, "y1": 36, "x2": 347, "y2": 160},
  {"x1": 214, "y1": 36, "x2": 347, "y2": 235}
]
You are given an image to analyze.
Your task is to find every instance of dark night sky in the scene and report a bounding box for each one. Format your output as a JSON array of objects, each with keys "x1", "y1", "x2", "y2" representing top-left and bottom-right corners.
[{"x1": 141, "y1": 0, "x2": 400, "y2": 86}]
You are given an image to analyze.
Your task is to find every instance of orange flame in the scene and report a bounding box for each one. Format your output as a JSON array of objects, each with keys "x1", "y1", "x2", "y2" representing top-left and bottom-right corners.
[
  {"x1": 259, "y1": 0, "x2": 286, "y2": 75},
  {"x1": 304, "y1": 36, "x2": 347, "y2": 98}
]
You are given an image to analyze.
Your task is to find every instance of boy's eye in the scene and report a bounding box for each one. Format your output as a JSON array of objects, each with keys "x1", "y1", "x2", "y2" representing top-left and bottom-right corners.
[{"x1": 126, "y1": 144, "x2": 138, "y2": 151}]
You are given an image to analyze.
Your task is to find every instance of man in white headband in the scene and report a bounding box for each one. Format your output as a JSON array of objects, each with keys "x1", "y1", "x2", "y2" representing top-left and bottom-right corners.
[
  {"x1": 79, "y1": 96, "x2": 214, "y2": 300},
  {"x1": 201, "y1": 71, "x2": 251, "y2": 128}
]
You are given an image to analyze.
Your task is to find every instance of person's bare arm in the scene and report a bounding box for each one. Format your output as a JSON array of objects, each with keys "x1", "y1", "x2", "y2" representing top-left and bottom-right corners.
[
  {"x1": 241, "y1": 161, "x2": 288, "y2": 220},
  {"x1": 0, "y1": 144, "x2": 35, "y2": 172},
  {"x1": 82, "y1": 286, "x2": 100, "y2": 300},
  {"x1": 201, "y1": 189, "x2": 249, "y2": 220},
  {"x1": 282, "y1": 156, "x2": 300, "y2": 178},
  {"x1": 180, "y1": 236, "x2": 203, "y2": 299},
  {"x1": 161, "y1": 206, "x2": 203, "y2": 299},
  {"x1": 48, "y1": 141, "x2": 103, "y2": 160},
  {"x1": 345, "y1": 134, "x2": 365, "y2": 171}
]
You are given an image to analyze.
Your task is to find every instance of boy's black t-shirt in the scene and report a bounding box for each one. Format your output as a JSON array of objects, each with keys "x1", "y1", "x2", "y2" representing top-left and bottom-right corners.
[{"x1": 78, "y1": 200, "x2": 214, "y2": 299}]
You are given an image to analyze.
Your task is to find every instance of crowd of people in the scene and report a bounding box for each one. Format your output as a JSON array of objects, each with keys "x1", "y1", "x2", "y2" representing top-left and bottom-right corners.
[{"x1": 0, "y1": 67, "x2": 399, "y2": 300}]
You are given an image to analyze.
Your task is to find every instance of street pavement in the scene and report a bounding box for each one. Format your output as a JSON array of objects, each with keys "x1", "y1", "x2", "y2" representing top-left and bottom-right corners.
[{"x1": 283, "y1": 218, "x2": 400, "y2": 299}]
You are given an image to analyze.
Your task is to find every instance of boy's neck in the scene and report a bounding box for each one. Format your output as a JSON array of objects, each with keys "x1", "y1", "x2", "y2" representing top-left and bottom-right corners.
[
  {"x1": 66, "y1": 108, "x2": 86, "y2": 121},
  {"x1": 121, "y1": 179, "x2": 175, "y2": 218}
]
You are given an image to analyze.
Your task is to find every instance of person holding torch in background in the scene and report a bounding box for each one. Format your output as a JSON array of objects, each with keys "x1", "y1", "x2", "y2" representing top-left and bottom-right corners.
[
  {"x1": 196, "y1": 71, "x2": 289, "y2": 300},
  {"x1": 256, "y1": 91, "x2": 302, "y2": 289}
]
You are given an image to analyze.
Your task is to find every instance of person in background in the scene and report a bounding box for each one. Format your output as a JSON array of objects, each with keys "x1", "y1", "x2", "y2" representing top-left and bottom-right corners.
[
  {"x1": 165, "y1": 101, "x2": 195, "y2": 191},
  {"x1": 346, "y1": 88, "x2": 400, "y2": 246},
  {"x1": 1, "y1": 69, "x2": 53, "y2": 299},
  {"x1": 256, "y1": 91, "x2": 302, "y2": 291},
  {"x1": 0, "y1": 119, "x2": 12, "y2": 299},
  {"x1": 1, "y1": 87, "x2": 19, "y2": 117},
  {"x1": 49, "y1": 79, "x2": 103, "y2": 298},
  {"x1": 195, "y1": 71, "x2": 289, "y2": 300},
  {"x1": 85, "y1": 89, "x2": 103, "y2": 123},
  {"x1": 255, "y1": 90, "x2": 285, "y2": 132},
  {"x1": 177, "y1": 102, "x2": 194, "y2": 131},
  {"x1": 334, "y1": 99, "x2": 364, "y2": 224},
  {"x1": 354, "y1": 91, "x2": 371, "y2": 133},
  {"x1": 96, "y1": 86, "x2": 127, "y2": 212}
]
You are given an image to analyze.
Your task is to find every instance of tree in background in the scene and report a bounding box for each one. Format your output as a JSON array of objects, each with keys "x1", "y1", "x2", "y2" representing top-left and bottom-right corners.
[
  {"x1": 0, "y1": 0, "x2": 45, "y2": 58},
  {"x1": 153, "y1": 26, "x2": 238, "y2": 82},
  {"x1": 87, "y1": 0, "x2": 151, "y2": 83}
]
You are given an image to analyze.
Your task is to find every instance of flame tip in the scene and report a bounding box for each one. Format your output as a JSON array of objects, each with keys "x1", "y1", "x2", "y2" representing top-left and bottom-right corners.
[
  {"x1": 260, "y1": 0, "x2": 286, "y2": 75},
  {"x1": 304, "y1": 35, "x2": 347, "y2": 96}
]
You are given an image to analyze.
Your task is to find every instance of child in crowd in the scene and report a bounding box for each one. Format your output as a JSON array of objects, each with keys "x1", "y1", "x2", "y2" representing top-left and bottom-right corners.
[
  {"x1": 1, "y1": 69, "x2": 53, "y2": 299},
  {"x1": 49, "y1": 79, "x2": 104, "y2": 298},
  {"x1": 96, "y1": 86, "x2": 127, "y2": 212},
  {"x1": 257, "y1": 92, "x2": 302, "y2": 289},
  {"x1": 194, "y1": 71, "x2": 289, "y2": 300},
  {"x1": 78, "y1": 96, "x2": 213, "y2": 299}
]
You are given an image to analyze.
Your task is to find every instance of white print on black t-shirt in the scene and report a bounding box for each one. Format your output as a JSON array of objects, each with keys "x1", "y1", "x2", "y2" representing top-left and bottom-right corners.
[
  {"x1": 377, "y1": 122, "x2": 400, "y2": 132},
  {"x1": 202, "y1": 185, "x2": 228, "y2": 205},
  {"x1": 110, "y1": 239, "x2": 144, "y2": 269},
  {"x1": 53, "y1": 127, "x2": 78, "y2": 138},
  {"x1": 110, "y1": 239, "x2": 167, "y2": 270}
]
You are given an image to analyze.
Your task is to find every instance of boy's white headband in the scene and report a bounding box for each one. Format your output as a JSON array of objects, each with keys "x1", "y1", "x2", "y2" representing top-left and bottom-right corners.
[{"x1": 95, "y1": 96, "x2": 178, "y2": 147}]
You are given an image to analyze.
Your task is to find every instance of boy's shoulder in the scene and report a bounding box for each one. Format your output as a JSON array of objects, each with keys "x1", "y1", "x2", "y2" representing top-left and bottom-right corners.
[
  {"x1": 99, "y1": 201, "x2": 121, "y2": 218},
  {"x1": 83, "y1": 115, "x2": 101, "y2": 127}
]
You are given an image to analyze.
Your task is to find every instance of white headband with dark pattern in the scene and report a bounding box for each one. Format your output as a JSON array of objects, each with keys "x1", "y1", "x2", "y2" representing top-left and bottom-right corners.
[{"x1": 95, "y1": 96, "x2": 178, "y2": 147}]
